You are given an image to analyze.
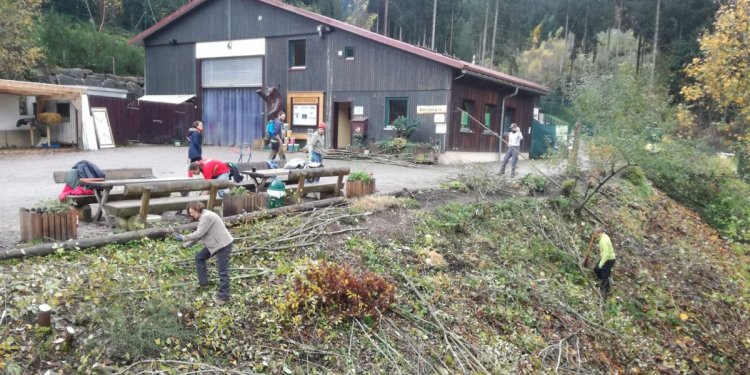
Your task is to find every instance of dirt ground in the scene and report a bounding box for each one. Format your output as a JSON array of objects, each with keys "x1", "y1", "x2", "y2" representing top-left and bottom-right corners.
[{"x1": 0, "y1": 145, "x2": 549, "y2": 251}]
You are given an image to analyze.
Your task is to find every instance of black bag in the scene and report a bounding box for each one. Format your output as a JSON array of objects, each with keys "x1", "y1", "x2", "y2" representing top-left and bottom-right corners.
[{"x1": 225, "y1": 162, "x2": 244, "y2": 183}]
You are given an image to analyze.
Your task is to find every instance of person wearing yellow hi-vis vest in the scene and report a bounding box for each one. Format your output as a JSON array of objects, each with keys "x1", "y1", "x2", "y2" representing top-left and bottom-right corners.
[{"x1": 593, "y1": 227, "x2": 616, "y2": 298}]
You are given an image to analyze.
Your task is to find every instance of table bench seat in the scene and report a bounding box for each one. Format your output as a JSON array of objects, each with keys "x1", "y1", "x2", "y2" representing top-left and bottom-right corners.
[{"x1": 103, "y1": 195, "x2": 219, "y2": 218}]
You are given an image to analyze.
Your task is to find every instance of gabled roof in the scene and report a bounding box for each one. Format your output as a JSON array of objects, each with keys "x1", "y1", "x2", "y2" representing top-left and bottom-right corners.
[{"x1": 129, "y1": 0, "x2": 549, "y2": 95}]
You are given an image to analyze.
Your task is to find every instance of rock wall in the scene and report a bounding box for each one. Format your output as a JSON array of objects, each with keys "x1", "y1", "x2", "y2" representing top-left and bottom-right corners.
[{"x1": 40, "y1": 67, "x2": 144, "y2": 98}]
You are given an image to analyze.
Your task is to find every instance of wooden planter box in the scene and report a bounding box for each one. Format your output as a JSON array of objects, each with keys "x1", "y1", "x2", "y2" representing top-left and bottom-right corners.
[
  {"x1": 222, "y1": 193, "x2": 267, "y2": 216},
  {"x1": 19, "y1": 207, "x2": 77, "y2": 242},
  {"x1": 345, "y1": 179, "x2": 376, "y2": 199}
]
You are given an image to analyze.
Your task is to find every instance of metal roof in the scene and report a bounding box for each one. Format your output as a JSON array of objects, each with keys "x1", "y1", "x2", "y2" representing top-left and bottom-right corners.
[
  {"x1": 129, "y1": 0, "x2": 549, "y2": 95},
  {"x1": 137, "y1": 94, "x2": 196, "y2": 104},
  {"x1": 0, "y1": 79, "x2": 86, "y2": 99}
]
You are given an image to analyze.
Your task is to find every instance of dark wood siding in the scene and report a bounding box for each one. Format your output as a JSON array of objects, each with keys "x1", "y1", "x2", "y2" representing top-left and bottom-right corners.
[
  {"x1": 329, "y1": 32, "x2": 452, "y2": 92},
  {"x1": 265, "y1": 36, "x2": 326, "y2": 98},
  {"x1": 145, "y1": 44, "x2": 196, "y2": 95},
  {"x1": 88, "y1": 96, "x2": 196, "y2": 145},
  {"x1": 144, "y1": 0, "x2": 230, "y2": 46},
  {"x1": 231, "y1": 0, "x2": 321, "y2": 37},
  {"x1": 331, "y1": 90, "x2": 450, "y2": 144},
  {"x1": 449, "y1": 77, "x2": 536, "y2": 153}
]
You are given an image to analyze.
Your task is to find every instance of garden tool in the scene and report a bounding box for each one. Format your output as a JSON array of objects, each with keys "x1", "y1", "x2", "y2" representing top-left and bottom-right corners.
[{"x1": 582, "y1": 234, "x2": 595, "y2": 267}]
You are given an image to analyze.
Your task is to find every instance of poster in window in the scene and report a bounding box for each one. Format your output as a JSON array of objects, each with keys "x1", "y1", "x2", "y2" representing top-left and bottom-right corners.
[
  {"x1": 90, "y1": 107, "x2": 115, "y2": 148},
  {"x1": 293, "y1": 104, "x2": 317, "y2": 126}
]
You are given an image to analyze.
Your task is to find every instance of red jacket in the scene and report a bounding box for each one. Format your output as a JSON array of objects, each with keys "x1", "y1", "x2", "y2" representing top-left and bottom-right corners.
[{"x1": 190, "y1": 159, "x2": 230, "y2": 180}]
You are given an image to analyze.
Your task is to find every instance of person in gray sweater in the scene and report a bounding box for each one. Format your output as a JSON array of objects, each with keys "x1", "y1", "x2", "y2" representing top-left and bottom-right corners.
[{"x1": 175, "y1": 201, "x2": 234, "y2": 305}]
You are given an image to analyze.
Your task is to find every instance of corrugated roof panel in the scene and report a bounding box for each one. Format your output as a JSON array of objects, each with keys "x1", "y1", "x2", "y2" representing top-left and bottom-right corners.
[{"x1": 138, "y1": 94, "x2": 195, "y2": 104}]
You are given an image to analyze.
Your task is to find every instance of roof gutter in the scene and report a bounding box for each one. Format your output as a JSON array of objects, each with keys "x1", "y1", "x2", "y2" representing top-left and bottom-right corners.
[
  {"x1": 461, "y1": 69, "x2": 547, "y2": 96},
  {"x1": 497, "y1": 86, "x2": 520, "y2": 161}
]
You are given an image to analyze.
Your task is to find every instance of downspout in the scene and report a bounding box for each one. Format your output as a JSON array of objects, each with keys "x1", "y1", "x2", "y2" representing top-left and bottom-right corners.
[{"x1": 498, "y1": 86, "x2": 519, "y2": 162}]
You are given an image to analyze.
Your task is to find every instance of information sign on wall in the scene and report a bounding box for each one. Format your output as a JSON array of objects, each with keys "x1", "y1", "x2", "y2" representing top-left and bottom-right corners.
[
  {"x1": 292, "y1": 104, "x2": 317, "y2": 126},
  {"x1": 435, "y1": 123, "x2": 447, "y2": 134},
  {"x1": 416, "y1": 105, "x2": 447, "y2": 114}
]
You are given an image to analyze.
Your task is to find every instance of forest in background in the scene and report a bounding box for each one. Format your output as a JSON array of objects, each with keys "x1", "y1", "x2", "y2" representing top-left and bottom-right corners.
[{"x1": 3, "y1": 0, "x2": 750, "y2": 238}]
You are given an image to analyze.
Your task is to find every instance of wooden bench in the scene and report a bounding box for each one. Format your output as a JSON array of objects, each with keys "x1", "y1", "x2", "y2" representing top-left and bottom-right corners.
[
  {"x1": 102, "y1": 179, "x2": 234, "y2": 229},
  {"x1": 286, "y1": 167, "x2": 350, "y2": 202},
  {"x1": 53, "y1": 168, "x2": 156, "y2": 220}
]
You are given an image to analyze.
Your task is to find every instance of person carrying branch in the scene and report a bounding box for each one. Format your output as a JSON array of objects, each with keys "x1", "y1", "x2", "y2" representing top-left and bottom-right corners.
[
  {"x1": 500, "y1": 123, "x2": 523, "y2": 177},
  {"x1": 592, "y1": 227, "x2": 616, "y2": 298},
  {"x1": 174, "y1": 201, "x2": 233, "y2": 305}
]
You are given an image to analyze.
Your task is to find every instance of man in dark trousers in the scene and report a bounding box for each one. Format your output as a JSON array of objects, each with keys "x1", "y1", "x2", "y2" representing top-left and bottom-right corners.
[
  {"x1": 175, "y1": 201, "x2": 233, "y2": 305},
  {"x1": 593, "y1": 227, "x2": 616, "y2": 298},
  {"x1": 268, "y1": 110, "x2": 286, "y2": 163}
]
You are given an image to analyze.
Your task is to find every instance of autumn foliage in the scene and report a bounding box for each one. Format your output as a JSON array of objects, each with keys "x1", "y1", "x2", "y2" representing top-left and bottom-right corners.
[{"x1": 288, "y1": 261, "x2": 396, "y2": 319}]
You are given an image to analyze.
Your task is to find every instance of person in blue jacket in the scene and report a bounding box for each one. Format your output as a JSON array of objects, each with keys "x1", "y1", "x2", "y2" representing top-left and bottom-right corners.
[{"x1": 188, "y1": 121, "x2": 204, "y2": 163}]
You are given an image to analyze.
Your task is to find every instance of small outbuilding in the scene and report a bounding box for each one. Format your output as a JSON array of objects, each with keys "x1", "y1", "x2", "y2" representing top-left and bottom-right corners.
[{"x1": 129, "y1": 0, "x2": 549, "y2": 161}]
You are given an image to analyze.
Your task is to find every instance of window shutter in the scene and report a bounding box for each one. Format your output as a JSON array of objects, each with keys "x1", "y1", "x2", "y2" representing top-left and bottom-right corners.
[{"x1": 202, "y1": 57, "x2": 263, "y2": 88}]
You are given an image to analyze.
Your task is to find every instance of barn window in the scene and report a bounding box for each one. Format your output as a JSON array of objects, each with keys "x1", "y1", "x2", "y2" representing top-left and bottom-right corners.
[
  {"x1": 483, "y1": 104, "x2": 495, "y2": 134},
  {"x1": 344, "y1": 46, "x2": 355, "y2": 60},
  {"x1": 502, "y1": 108, "x2": 515, "y2": 134},
  {"x1": 385, "y1": 97, "x2": 407, "y2": 128},
  {"x1": 56, "y1": 102, "x2": 70, "y2": 121},
  {"x1": 460, "y1": 100, "x2": 475, "y2": 131},
  {"x1": 289, "y1": 39, "x2": 306, "y2": 69}
]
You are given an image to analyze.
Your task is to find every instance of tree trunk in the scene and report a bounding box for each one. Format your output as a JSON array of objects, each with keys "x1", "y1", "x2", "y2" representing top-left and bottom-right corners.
[
  {"x1": 384, "y1": 0, "x2": 388, "y2": 37},
  {"x1": 651, "y1": 0, "x2": 661, "y2": 89},
  {"x1": 481, "y1": 0, "x2": 490, "y2": 63},
  {"x1": 636, "y1": 34, "x2": 642, "y2": 74},
  {"x1": 490, "y1": 0, "x2": 499, "y2": 67},
  {"x1": 431, "y1": 0, "x2": 437, "y2": 50},
  {"x1": 567, "y1": 120, "x2": 582, "y2": 174},
  {"x1": 2, "y1": 197, "x2": 347, "y2": 260}
]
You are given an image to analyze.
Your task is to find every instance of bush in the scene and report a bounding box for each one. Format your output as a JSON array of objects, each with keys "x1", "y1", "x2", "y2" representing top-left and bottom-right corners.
[
  {"x1": 391, "y1": 116, "x2": 419, "y2": 140},
  {"x1": 281, "y1": 261, "x2": 396, "y2": 320},
  {"x1": 94, "y1": 298, "x2": 195, "y2": 360},
  {"x1": 561, "y1": 179, "x2": 578, "y2": 197},
  {"x1": 226, "y1": 186, "x2": 249, "y2": 197},
  {"x1": 441, "y1": 180, "x2": 469, "y2": 192},
  {"x1": 621, "y1": 166, "x2": 646, "y2": 186},
  {"x1": 40, "y1": 14, "x2": 144, "y2": 75},
  {"x1": 521, "y1": 174, "x2": 546, "y2": 193},
  {"x1": 31, "y1": 198, "x2": 71, "y2": 213},
  {"x1": 348, "y1": 171, "x2": 374, "y2": 183}
]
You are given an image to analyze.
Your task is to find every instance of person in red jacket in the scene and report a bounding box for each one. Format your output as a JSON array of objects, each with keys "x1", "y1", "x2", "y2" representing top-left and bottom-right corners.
[{"x1": 188, "y1": 159, "x2": 231, "y2": 197}]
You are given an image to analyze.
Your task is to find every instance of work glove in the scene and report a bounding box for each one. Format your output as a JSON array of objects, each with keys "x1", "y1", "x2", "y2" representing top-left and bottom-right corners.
[{"x1": 174, "y1": 234, "x2": 185, "y2": 242}]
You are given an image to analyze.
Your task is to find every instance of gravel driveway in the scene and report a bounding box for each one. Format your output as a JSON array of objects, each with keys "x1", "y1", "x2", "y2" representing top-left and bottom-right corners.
[{"x1": 0, "y1": 145, "x2": 471, "y2": 251}]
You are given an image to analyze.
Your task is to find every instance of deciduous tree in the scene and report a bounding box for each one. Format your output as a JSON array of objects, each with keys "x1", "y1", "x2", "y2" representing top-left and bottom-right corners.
[
  {"x1": 0, "y1": 0, "x2": 43, "y2": 79},
  {"x1": 682, "y1": 0, "x2": 750, "y2": 149}
]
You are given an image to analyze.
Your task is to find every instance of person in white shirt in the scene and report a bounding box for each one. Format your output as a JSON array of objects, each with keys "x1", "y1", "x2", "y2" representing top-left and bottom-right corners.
[{"x1": 500, "y1": 123, "x2": 523, "y2": 177}]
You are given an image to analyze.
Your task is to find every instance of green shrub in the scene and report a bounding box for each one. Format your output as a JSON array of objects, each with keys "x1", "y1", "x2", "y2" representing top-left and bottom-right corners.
[
  {"x1": 521, "y1": 174, "x2": 546, "y2": 193},
  {"x1": 621, "y1": 166, "x2": 646, "y2": 186},
  {"x1": 31, "y1": 198, "x2": 71, "y2": 213},
  {"x1": 391, "y1": 116, "x2": 419, "y2": 140},
  {"x1": 40, "y1": 14, "x2": 144, "y2": 75},
  {"x1": 561, "y1": 179, "x2": 578, "y2": 197},
  {"x1": 94, "y1": 298, "x2": 195, "y2": 360},
  {"x1": 226, "y1": 186, "x2": 249, "y2": 196},
  {"x1": 440, "y1": 180, "x2": 469, "y2": 192},
  {"x1": 348, "y1": 171, "x2": 374, "y2": 182}
]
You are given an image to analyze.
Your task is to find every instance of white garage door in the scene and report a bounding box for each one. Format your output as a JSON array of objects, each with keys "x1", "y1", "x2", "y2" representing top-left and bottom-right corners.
[{"x1": 201, "y1": 56, "x2": 263, "y2": 88}]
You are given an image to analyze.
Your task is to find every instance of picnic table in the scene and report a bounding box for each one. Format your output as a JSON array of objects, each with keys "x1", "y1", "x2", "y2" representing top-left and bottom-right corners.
[
  {"x1": 81, "y1": 176, "x2": 199, "y2": 225},
  {"x1": 239, "y1": 169, "x2": 291, "y2": 192}
]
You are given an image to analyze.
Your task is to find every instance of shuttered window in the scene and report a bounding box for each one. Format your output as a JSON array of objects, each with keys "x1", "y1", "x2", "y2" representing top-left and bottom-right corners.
[{"x1": 201, "y1": 57, "x2": 263, "y2": 88}]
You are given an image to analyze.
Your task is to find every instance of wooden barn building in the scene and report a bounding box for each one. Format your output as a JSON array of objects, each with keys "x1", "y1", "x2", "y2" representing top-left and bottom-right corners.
[{"x1": 129, "y1": 0, "x2": 548, "y2": 161}]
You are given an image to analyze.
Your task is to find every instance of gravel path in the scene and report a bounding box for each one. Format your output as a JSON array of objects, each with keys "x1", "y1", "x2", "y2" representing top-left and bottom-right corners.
[{"x1": 0, "y1": 145, "x2": 553, "y2": 251}]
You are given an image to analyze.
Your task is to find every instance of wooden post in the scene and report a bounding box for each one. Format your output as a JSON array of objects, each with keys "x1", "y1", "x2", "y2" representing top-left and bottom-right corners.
[
  {"x1": 207, "y1": 183, "x2": 218, "y2": 210},
  {"x1": 139, "y1": 188, "x2": 151, "y2": 223},
  {"x1": 38, "y1": 304, "x2": 51, "y2": 327},
  {"x1": 335, "y1": 174, "x2": 344, "y2": 197},
  {"x1": 64, "y1": 326, "x2": 76, "y2": 346}
]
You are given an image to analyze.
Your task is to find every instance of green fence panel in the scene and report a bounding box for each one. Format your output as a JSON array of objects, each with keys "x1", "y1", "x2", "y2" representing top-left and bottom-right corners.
[{"x1": 530, "y1": 120, "x2": 561, "y2": 159}]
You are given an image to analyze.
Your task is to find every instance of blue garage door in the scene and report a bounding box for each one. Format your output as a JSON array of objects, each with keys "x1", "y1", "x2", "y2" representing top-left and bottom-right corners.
[{"x1": 202, "y1": 88, "x2": 263, "y2": 146}]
